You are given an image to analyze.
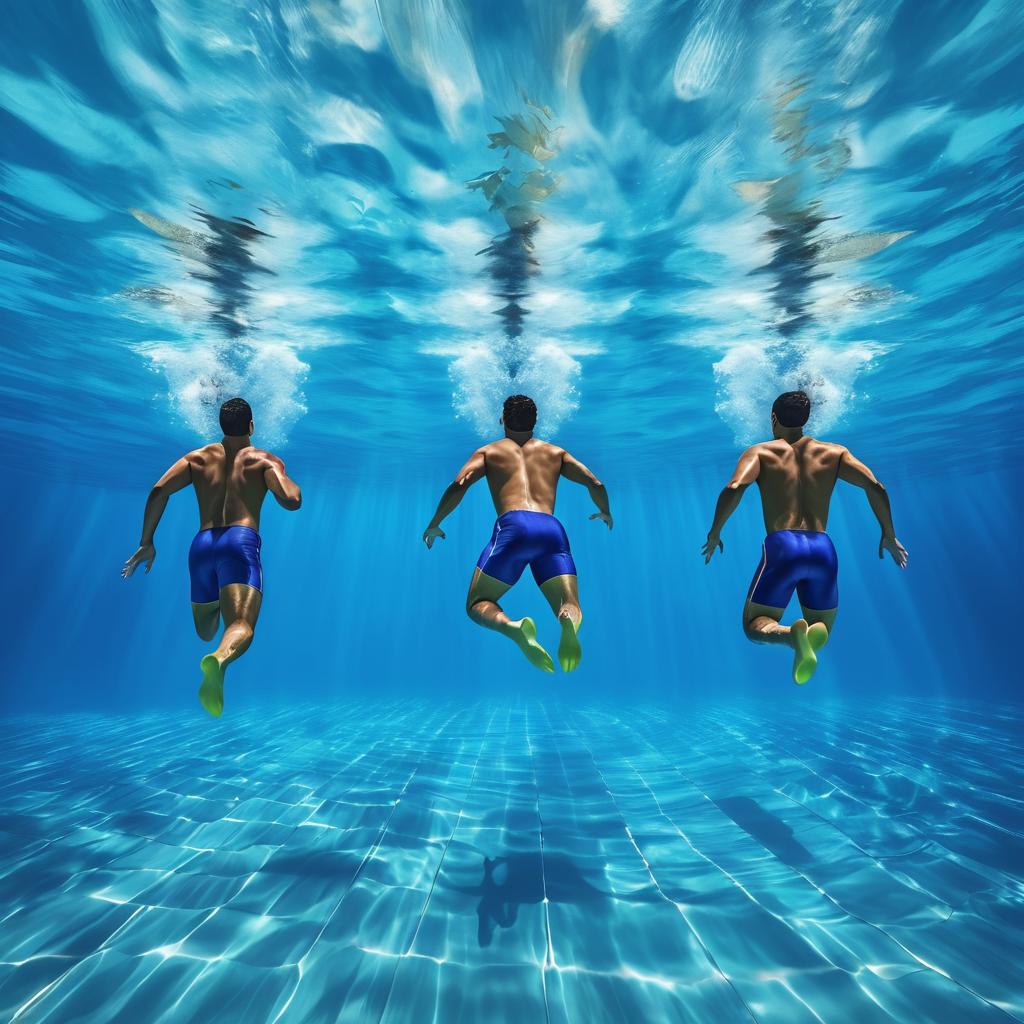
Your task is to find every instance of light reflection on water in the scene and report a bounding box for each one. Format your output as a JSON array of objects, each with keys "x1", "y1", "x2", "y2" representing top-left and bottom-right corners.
[
  {"x1": 1, "y1": 700, "x2": 1021, "y2": 1022},
  {"x1": 0, "y1": 0, "x2": 1021, "y2": 473}
]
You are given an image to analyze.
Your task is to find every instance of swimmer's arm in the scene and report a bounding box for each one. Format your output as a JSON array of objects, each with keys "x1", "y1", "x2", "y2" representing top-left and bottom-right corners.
[
  {"x1": 423, "y1": 449, "x2": 486, "y2": 547},
  {"x1": 703, "y1": 447, "x2": 760, "y2": 563},
  {"x1": 264, "y1": 455, "x2": 302, "y2": 511},
  {"x1": 561, "y1": 452, "x2": 612, "y2": 529},
  {"x1": 837, "y1": 450, "x2": 908, "y2": 568},
  {"x1": 122, "y1": 456, "x2": 192, "y2": 577}
]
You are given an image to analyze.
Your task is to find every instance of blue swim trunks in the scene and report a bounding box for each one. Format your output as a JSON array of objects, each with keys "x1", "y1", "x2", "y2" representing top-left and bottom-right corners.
[
  {"x1": 747, "y1": 530, "x2": 838, "y2": 611},
  {"x1": 476, "y1": 510, "x2": 577, "y2": 586},
  {"x1": 188, "y1": 526, "x2": 263, "y2": 603}
]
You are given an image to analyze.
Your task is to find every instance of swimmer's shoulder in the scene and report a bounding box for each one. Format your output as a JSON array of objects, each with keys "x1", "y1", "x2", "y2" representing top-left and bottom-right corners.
[
  {"x1": 525, "y1": 437, "x2": 565, "y2": 460},
  {"x1": 749, "y1": 439, "x2": 784, "y2": 461},
  {"x1": 243, "y1": 447, "x2": 286, "y2": 474},
  {"x1": 808, "y1": 438, "x2": 848, "y2": 464},
  {"x1": 185, "y1": 442, "x2": 223, "y2": 470}
]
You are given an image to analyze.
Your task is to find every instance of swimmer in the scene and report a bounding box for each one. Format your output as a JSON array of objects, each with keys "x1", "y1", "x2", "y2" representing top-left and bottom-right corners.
[
  {"x1": 702, "y1": 390, "x2": 907, "y2": 684},
  {"x1": 122, "y1": 398, "x2": 302, "y2": 716},
  {"x1": 423, "y1": 394, "x2": 612, "y2": 673}
]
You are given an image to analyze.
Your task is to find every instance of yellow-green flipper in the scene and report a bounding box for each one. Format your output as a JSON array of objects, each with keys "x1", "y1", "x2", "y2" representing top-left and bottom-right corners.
[
  {"x1": 791, "y1": 619, "x2": 829, "y2": 685},
  {"x1": 510, "y1": 618, "x2": 554, "y2": 673},
  {"x1": 558, "y1": 615, "x2": 582, "y2": 673},
  {"x1": 198, "y1": 654, "x2": 225, "y2": 716}
]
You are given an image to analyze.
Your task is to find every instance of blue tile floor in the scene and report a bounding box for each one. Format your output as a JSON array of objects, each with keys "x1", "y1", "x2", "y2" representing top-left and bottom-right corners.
[{"x1": 1, "y1": 700, "x2": 1022, "y2": 1023}]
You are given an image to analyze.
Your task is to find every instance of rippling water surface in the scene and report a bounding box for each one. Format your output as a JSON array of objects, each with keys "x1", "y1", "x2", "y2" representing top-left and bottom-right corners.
[{"x1": 2, "y1": 0, "x2": 1022, "y2": 474}]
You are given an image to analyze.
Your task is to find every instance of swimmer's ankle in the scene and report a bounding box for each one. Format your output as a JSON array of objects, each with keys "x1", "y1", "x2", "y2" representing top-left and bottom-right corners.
[
  {"x1": 559, "y1": 608, "x2": 581, "y2": 632},
  {"x1": 503, "y1": 618, "x2": 525, "y2": 638},
  {"x1": 789, "y1": 618, "x2": 808, "y2": 648}
]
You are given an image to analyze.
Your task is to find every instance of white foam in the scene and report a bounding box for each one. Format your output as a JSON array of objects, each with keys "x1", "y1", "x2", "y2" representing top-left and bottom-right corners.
[
  {"x1": 139, "y1": 339, "x2": 309, "y2": 447},
  {"x1": 587, "y1": 0, "x2": 629, "y2": 29},
  {"x1": 713, "y1": 340, "x2": 885, "y2": 444},
  {"x1": 448, "y1": 335, "x2": 581, "y2": 438}
]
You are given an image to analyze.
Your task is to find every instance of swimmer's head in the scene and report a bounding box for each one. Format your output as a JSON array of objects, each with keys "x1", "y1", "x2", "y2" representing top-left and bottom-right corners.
[
  {"x1": 502, "y1": 394, "x2": 537, "y2": 434},
  {"x1": 220, "y1": 397, "x2": 253, "y2": 438},
  {"x1": 771, "y1": 391, "x2": 810, "y2": 435}
]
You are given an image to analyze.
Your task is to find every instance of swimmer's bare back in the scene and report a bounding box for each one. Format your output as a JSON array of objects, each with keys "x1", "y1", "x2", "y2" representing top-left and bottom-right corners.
[
  {"x1": 703, "y1": 428, "x2": 910, "y2": 594},
  {"x1": 122, "y1": 437, "x2": 300, "y2": 580},
  {"x1": 476, "y1": 436, "x2": 584, "y2": 516},
  {"x1": 741, "y1": 436, "x2": 846, "y2": 533},
  {"x1": 186, "y1": 441, "x2": 296, "y2": 531},
  {"x1": 724, "y1": 436, "x2": 907, "y2": 565}
]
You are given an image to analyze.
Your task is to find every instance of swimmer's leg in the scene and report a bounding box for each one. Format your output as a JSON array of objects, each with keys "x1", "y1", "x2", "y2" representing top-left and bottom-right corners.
[
  {"x1": 199, "y1": 583, "x2": 262, "y2": 717},
  {"x1": 741, "y1": 598, "x2": 819, "y2": 688},
  {"x1": 191, "y1": 601, "x2": 220, "y2": 642},
  {"x1": 801, "y1": 606, "x2": 837, "y2": 633},
  {"x1": 466, "y1": 568, "x2": 554, "y2": 673},
  {"x1": 539, "y1": 574, "x2": 583, "y2": 673},
  {"x1": 743, "y1": 600, "x2": 790, "y2": 645}
]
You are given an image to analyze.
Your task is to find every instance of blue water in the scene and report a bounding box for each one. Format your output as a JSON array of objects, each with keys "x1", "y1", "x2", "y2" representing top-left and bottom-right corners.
[{"x1": 1, "y1": 1, "x2": 1023, "y2": 1021}]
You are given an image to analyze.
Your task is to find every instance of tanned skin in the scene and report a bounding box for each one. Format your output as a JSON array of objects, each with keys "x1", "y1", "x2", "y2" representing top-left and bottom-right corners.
[
  {"x1": 122, "y1": 417, "x2": 301, "y2": 678},
  {"x1": 423, "y1": 416, "x2": 611, "y2": 671},
  {"x1": 702, "y1": 410, "x2": 908, "y2": 649}
]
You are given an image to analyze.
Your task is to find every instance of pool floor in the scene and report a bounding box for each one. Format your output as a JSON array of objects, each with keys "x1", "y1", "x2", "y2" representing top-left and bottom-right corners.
[{"x1": 1, "y1": 699, "x2": 1021, "y2": 1022}]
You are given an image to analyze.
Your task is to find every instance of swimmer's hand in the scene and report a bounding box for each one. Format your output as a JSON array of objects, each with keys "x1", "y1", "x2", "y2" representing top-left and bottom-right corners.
[
  {"x1": 423, "y1": 526, "x2": 446, "y2": 549},
  {"x1": 122, "y1": 544, "x2": 156, "y2": 578},
  {"x1": 701, "y1": 533, "x2": 724, "y2": 564},
  {"x1": 589, "y1": 512, "x2": 613, "y2": 530},
  {"x1": 879, "y1": 534, "x2": 908, "y2": 569}
]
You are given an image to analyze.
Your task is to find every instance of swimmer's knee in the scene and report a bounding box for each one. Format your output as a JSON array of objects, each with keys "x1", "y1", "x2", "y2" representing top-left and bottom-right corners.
[{"x1": 194, "y1": 613, "x2": 219, "y2": 641}]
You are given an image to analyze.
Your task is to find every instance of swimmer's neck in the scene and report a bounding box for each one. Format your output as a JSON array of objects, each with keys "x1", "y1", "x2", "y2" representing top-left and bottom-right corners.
[
  {"x1": 504, "y1": 428, "x2": 533, "y2": 446},
  {"x1": 220, "y1": 434, "x2": 253, "y2": 454},
  {"x1": 772, "y1": 427, "x2": 805, "y2": 443}
]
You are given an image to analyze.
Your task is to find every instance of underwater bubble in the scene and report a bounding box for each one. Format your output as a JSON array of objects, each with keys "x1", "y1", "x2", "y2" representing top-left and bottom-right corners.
[{"x1": 139, "y1": 338, "x2": 308, "y2": 446}]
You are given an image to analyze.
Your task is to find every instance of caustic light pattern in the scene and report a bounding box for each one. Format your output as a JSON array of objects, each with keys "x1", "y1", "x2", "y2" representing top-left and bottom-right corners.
[{"x1": 1, "y1": 700, "x2": 1021, "y2": 1023}]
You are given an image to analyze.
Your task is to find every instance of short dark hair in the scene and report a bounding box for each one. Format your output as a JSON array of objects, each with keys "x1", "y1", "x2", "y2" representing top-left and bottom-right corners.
[
  {"x1": 772, "y1": 390, "x2": 811, "y2": 428},
  {"x1": 220, "y1": 397, "x2": 252, "y2": 436},
  {"x1": 503, "y1": 394, "x2": 537, "y2": 432}
]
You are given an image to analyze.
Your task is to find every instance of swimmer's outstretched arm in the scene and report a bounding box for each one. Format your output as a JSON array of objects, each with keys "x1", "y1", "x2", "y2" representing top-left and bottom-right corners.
[
  {"x1": 122, "y1": 456, "x2": 193, "y2": 578},
  {"x1": 837, "y1": 450, "x2": 908, "y2": 568},
  {"x1": 702, "y1": 446, "x2": 760, "y2": 564},
  {"x1": 560, "y1": 452, "x2": 613, "y2": 528},
  {"x1": 422, "y1": 448, "x2": 486, "y2": 548}
]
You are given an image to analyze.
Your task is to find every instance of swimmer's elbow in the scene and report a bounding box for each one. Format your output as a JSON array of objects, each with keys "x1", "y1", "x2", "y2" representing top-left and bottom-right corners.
[{"x1": 284, "y1": 490, "x2": 302, "y2": 511}]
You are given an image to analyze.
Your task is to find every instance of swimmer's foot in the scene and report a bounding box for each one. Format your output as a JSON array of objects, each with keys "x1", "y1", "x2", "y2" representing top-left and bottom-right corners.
[
  {"x1": 198, "y1": 654, "x2": 225, "y2": 717},
  {"x1": 557, "y1": 614, "x2": 582, "y2": 673},
  {"x1": 791, "y1": 619, "x2": 829, "y2": 685},
  {"x1": 508, "y1": 618, "x2": 554, "y2": 673}
]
